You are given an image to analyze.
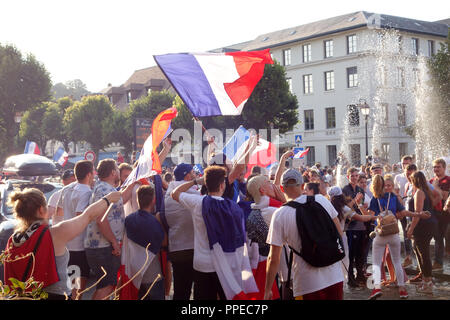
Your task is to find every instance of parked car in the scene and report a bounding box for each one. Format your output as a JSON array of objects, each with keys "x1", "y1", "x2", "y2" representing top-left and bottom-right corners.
[{"x1": 0, "y1": 154, "x2": 62, "y2": 281}]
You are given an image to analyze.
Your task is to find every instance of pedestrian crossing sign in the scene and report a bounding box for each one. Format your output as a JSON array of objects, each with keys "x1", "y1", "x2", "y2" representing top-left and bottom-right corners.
[{"x1": 295, "y1": 135, "x2": 302, "y2": 144}]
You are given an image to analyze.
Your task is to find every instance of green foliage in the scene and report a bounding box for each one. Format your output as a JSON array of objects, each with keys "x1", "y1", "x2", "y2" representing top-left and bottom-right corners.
[
  {"x1": 0, "y1": 43, "x2": 51, "y2": 157},
  {"x1": 103, "y1": 109, "x2": 133, "y2": 155},
  {"x1": 18, "y1": 102, "x2": 50, "y2": 155},
  {"x1": 51, "y1": 79, "x2": 91, "y2": 100}
]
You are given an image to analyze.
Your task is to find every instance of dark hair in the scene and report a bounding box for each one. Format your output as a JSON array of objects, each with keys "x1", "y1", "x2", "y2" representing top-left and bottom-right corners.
[
  {"x1": 406, "y1": 163, "x2": 417, "y2": 172},
  {"x1": 411, "y1": 171, "x2": 433, "y2": 202},
  {"x1": 97, "y1": 159, "x2": 118, "y2": 180},
  {"x1": 330, "y1": 194, "x2": 346, "y2": 221},
  {"x1": 137, "y1": 185, "x2": 155, "y2": 210},
  {"x1": 204, "y1": 166, "x2": 227, "y2": 193},
  {"x1": 119, "y1": 163, "x2": 133, "y2": 174},
  {"x1": 305, "y1": 182, "x2": 320, "y2": 195},
  {"x1": 401, "y1": 155, "x2": 413, "y2": 162},
  {"x1": 251, "y1": 166, "x2": 262, "y2": 174},
  {"x1": 164, "y1": 172, "x2": 173, "y2": 183},
  {"x1": 75, "y1": 160, "x2": 94, "y2": 181}
]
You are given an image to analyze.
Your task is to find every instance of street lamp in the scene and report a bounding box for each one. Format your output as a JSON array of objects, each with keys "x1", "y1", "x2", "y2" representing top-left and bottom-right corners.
[{"x1": 358, "y1": 99, "x2": 370, "y2": 164}]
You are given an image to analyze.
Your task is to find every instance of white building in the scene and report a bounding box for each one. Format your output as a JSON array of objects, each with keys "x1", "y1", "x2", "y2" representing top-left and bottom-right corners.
[{"x1": 218, "y1": 11, "x2": 448, "y2": 167}]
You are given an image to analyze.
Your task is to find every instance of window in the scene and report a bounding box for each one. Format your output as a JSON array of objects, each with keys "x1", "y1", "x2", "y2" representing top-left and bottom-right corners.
[
  {"x1": 399, "y1": 143, "x2": 408, "y2": 160},
  {"x1": 324, "y1": 40, "x2": 333, "y2": 58},
  {"x1": 381, "y1": 143, "x2": 390, "y2": 162},
  {"x1": 412, "y1": 69, "x2": 420, "y2": 87},
  {"x1": 327, "y1": 145, "x2": 337, "y2": 166},
  {"x1": 428, "y1": 40, "x2": 435, "y2": 56},
  {"x1": 304, "y1": 109, "x2": 314, "y2": 130},
  {"x1": 303, "y1": 44, "x2": 312, "y2": 62},
  {"x1": 347, "y1": 35, "x2": 357, "y2": 54},
  {"x1": 347, "y1": 104, "x2": 360, "y2": 127},
  {"x1": 397, "y1": 67, "x2": 405, "y2": 87},
  {"x1": 306, "y1": 146, "x2": 315, "y2": 166},
  {"x1": 303, "y1": 74, "x2": 313, "y2": 94},
  {"x1": 381, "y1": 103, "x2": 389, "y2": 124},
  {"x1": 326, "y1": 107, "x2": 336, "y2": 129},
  {"x1": 126, "y1": 91, "x2": 132, "y2": 103},
  {"x1": 350, "y1": 144, "x2": 361, "y2": 166},
  {"x1": 397, "y1": 104, "x2": 406, "y2": 127},
  {"x1": 411, "y1": 38, "x2": 419, "y2": 55},
  {"x1": 283, "y1": 48, "x2": 291, "y2": 66},
  {"x1": 347, "y1": 67, "x2": 358, "y2": 88},
  {"x1": 324, "y1": 71, "x2": 334, "y2": 91},
  {"x1": 398, "y1": 36, "x2": 403, "y2": 53},
  {"x1": 286, "y1": 78, "x2": 293, "y2": 93}
]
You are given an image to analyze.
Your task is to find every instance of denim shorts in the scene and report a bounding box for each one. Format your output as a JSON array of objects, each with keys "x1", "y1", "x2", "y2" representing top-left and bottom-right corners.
[{"x1": 85, "y1": 246, "x2": 121, "y2": 289}]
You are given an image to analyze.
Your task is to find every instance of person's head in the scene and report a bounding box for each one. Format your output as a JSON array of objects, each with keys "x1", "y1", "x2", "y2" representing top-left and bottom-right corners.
[
  {"x1": 405, "y1": 163, "x2": 418, "y2": 181},
  {"x1": 410, "y1": 171, "x2": 433, "y2": 200},
  {"x1": 370, "y1": 164, "x2": 383, "y2": 176},
  {"x1": 251, "y1": 166, "x2": 262, "y2": 175},
  {"x1": 315, "y1": 162, "x2": 321, "y2": 169},
  {"x1": 137, "y1": 184, "x2": 155, "y2": 212},
  {"x1": 309, "y1": 169, "x2": 320, "y2": 183},
  {"x1": 383, "y1": 165, "x2": 392, "y2": 173},
  {"x1": 327, "y1": 168, "x2": 333, "y2": 175},
  {"x1": 347, "y1": 167, "x2": 359, "y2": 185},
  {"x1": 131, "y1": 151, "x2": 137, "y2": 162},
  {"x1": 164, "y1": 173, "x2": 173, "y2": 183},
  {"x1": 204, "y1": 166, "x2": 227, "y2": 196},
  {"x1": 327, "y1": 186, "x2": 345, "y2": 220},
  {"x1": 8, "y1": 188, "x2": 48, "y2": 233},
  {"x1": 269, "y1": 164, "x2": 278, "y2": 181},
  {"x1": 174, "y1": 163, "x2": 194, "y2": 181},
  {"x1": 365, "y1": 166, "x2": 371, "y2": 179},
  {"x1": 370, "y1": 174, "x2": 385, "y2": 199},
  {"x1": 281, "y1": 169, "x2": 304, "y2": 200},
  {"x1": 118, "y1": 163, "x2": 133, "y2": 185},
  {"x1": 97, "y1": 159, "x2": 120, "y2": 186},
  {"x1": 208, "y1": 153, "x2": 232, "y2": 173},
  {"x1": 74, "y1": 160, "x2": 94, "y2": 186},
  {"x1": 305, "y1": 182, "x2": 320, "y2": 196},
  {"x1": 358, "y1": 174, "x2": 367, "y2": 190},
  {"x1": 384, "y1": 174, "x2": 395, "y2": 193},
  {"x1": 247, "y1": 175, "x2": 275, "y2": 204},
  {"x1": 432, "y1": 158, "x2": 447, "y2": 178},
  {"x1": 61, "y1": 169, "x2": 76, "y2": 186},
  {"x1": 401, "y1": 155, "x2": 413, "y2": 171}
]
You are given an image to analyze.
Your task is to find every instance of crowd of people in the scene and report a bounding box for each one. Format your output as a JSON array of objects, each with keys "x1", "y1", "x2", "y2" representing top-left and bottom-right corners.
[{"x1": 2, "y1": 138, "x2": 449, "y2": 300}]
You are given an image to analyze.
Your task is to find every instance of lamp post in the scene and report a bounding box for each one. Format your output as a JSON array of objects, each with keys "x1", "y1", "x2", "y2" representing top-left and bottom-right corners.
[{"x1": 358, "y1": 99, "x2": 370, "y2": 164}]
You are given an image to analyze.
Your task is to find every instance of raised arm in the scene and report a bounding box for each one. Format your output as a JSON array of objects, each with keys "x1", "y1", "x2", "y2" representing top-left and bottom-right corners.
[
  {"x1": 171, "y1": 177, "x2": 204, "y2": 202},
  {"x1": 50, "y1": 191, "x2": 122, "y2": 256},
  {"x1": 274, "y1": 149, "x2": 294, "y2": 186}
]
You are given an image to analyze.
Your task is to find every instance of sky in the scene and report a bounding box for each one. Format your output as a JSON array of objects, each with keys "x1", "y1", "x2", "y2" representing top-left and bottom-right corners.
[{"x1": 1, "y1": 0, "x2": 448, "y2": 92}]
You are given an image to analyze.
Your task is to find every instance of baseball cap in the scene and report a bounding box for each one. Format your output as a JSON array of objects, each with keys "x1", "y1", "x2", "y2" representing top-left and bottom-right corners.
[
  {"x1": 174, "y1": 163, "x2": 193, "y2": 181},
  {"x1": 281, "y1": 169, "x2": 304, "y2": 187},
  {"x1": 247, "y1": 175, "x2": 269, "y2": 203},
  {"x1": 327, "y1": 186, "x2": 342, "y2": 198},
  {"x1": 61, "y1": 169, "x2": 74, "y2": 180}
]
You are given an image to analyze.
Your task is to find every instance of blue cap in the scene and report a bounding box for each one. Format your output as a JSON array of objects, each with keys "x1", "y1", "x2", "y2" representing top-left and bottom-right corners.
[{"x1": 174, "y1": 163, "x2": 193, "y2": 181}]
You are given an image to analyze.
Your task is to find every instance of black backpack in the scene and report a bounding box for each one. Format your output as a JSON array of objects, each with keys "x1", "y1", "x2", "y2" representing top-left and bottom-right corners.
[{"x1": 284, "y1": 196, "x2": 345, "y2": 268}]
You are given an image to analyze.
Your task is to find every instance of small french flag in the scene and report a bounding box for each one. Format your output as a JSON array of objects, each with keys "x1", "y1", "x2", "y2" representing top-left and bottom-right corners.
[
  {"x1": 24, "y1": 141, "x2": 40, "y2": 155},
  {"x1": 53, "y1": 147, "x2": 69, "y2": 167},
  {"x1": 294, "y1": 148, "x2": 310, "y2": 159}
]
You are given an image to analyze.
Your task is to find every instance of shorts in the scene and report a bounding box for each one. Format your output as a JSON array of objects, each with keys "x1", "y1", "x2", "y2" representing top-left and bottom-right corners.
[
  {"x1": 68, "y1": 250, "x2": 90, "y2": 278},
  {"x1": 85, "y1": 246, "x2": 121, "y2": 289}
]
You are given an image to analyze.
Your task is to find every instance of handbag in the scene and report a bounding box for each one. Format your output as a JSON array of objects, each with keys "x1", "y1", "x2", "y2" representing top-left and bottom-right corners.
[{"x1": 376, "y1": 193, "x2": 400, "y2": 237}]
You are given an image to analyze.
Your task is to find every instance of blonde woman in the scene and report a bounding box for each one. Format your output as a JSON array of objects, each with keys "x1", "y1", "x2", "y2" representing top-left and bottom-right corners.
[{"x1": 3, "y1": 188, "x2": 121, "y2": 299}]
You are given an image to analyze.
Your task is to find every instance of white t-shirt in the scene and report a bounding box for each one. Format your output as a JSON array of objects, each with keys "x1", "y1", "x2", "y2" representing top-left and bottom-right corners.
[
  {"x1": 178, "y1": 193, "x2": 223, "y2": 273},
  {"x1": 394, "y1": 173, "x2": 408, "y2": 198},
  {"x1": 267, "y1": 194, "x2": 344, "y2": 297},
  {"x1": 165, "y1": 181, "x2": 199, "y2": 252},
  {"x1": 48, "y1": 188, "x2": 64, "y2": 208}
]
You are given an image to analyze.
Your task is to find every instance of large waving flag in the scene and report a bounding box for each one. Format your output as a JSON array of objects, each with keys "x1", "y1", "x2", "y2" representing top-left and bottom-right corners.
[
  {"x1": 122, "y1": 107, "x2": 177, "y2": 187},
  {"x1": 202, "y1": 196, "x2": 258, "y2": 300},
  {"x1": 24, "y1": 141, "x2": 40, "y2": 155},
  {"x1": 154, "y1": 50, "x2": 273, "y2": 117},
  {"x1": 52, "y1": 147, "x2": 69, "y2": 167},
  {"x1": 223, "y1": 126, "x2": 277, "y2": 178}
]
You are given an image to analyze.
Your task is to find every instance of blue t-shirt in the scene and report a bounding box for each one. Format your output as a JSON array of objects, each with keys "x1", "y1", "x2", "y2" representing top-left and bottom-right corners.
[{"x1": 369, "y1": 192, "x2": 405, "y2": 217}]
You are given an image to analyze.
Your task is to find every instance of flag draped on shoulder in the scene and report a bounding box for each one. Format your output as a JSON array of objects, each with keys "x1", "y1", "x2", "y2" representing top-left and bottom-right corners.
[
  {"x1": 122, "y1": 107, "x2": 177, "y2": 187},
  {"x1": 52, "y1": 147, "x2": 68, "y2": 166},
  {"x1": 119, "y1": 210, "x2": 165, "y2": 300},
  {"x1": 201, "y1": 196, "x2": 258, "y2": 300},
  {"x1": 24, "y1": 141, "x2": 40, "y2": 155},
  {"x1": 154, "y1": 49, "x2": 273, "y2": 117}
]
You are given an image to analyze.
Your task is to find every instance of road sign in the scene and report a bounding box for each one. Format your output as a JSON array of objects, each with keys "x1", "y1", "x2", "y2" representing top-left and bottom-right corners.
[
  {"x1": 84, "y1": 150, "x2": 96, "y2": 162},
  {"x1": 295, "y1": 135, "x2": 302, "y2": 144}
]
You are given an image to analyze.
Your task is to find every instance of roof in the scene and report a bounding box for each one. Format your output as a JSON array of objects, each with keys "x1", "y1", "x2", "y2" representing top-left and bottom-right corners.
[
  {"x1": 123, "y1": 66, "x2": 167, "y2": 87},
  {"x1": 434, "y1": 18, "x2": 450, "y2": 26},
  {"x1": 241, "y1": 11, "x2": 449, "y2": 51}
]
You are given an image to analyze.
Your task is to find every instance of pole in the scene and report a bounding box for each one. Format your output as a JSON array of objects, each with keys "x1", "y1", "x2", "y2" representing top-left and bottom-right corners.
[{"x1": 365, "y1": 115, "x2": 369, "y2": 163}]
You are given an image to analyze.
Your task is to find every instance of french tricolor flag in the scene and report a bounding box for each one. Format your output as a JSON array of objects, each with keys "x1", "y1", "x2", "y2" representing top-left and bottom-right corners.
[
  {"x1": 223, "y1": 126, "x2": 277, "y2": 178},
  {"x1": 24, "y1": 141, "x2": 40, "y2": 155},
  {"x1": 294, "y1": 147, "x2": 310, "y2": 159},
  {"x1": 154, "y1": 50, "x2": 273, "y2": 117},
  {"x1": 52, "y1": 147, "x2": 68, "y2": 167}
]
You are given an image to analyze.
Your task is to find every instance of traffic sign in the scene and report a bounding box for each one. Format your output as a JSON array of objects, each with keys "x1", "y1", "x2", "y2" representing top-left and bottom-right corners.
[
  {"x1": 84, "y1": 150, "x2": 96, "y2": 162},
  {"x1": 295, "y1": 135, "x2": 302, "y2": 144}
]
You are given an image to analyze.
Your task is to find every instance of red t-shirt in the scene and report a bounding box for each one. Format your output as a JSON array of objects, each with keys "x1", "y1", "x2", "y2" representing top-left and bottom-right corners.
[{"x1": 430, "y1": 175, "x2": 450, "y2": 211}]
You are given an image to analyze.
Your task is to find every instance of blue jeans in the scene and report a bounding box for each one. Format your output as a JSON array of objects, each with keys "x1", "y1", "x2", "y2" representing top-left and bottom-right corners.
[
  {"x1": 346, "y1": 230, "x2": 366, "y2": 280},
  {"x1": 400, "y1": 217, "x2": 413, "y2": 256}
]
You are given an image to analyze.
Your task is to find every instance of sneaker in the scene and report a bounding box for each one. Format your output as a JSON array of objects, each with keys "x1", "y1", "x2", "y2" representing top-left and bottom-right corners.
[
  {"x1": 368, "y1": 288, "x2": 382, "y2": 300},
  {"x1": 432, "y1": 262, "x2": 443, "y2": 272},
  {"x1": 408, "y1": 273, "x2": 423, "y2": 284},
  {"x1": 402, "y1": 257, "x2": 413, "y2": 268},
  {"x1": 416, "y1": 281, "x2": 433, "y2": 294},
  {"x1": 399, "y1": 289, "x2": 408, "y2": 299}
]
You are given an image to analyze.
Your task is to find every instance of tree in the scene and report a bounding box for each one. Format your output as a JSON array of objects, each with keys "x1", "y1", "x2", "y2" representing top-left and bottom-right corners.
[
  {"x1": 102, "y1": 109, "x2": 133, "y2": 156},
  {"x1": 18, "y1": 103, "x2": 50, "y2": 155},
  {"x1": 42, "y1": 98, "x2": 74, "y2": 152},
  {"x1": 51, "y1": 79, "x2": 90, "y2": 100},
  {"x1": 0, "y1": 44, "x2": 51, "y2": 156}
]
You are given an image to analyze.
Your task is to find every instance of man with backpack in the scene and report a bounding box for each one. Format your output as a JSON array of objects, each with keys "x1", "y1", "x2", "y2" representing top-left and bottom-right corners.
[{"x1": 264, "y1": 169, "x2": 345, "y2": 300}]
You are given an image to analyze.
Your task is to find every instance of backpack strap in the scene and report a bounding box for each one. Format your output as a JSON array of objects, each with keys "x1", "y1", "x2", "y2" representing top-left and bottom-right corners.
[{"x1": 21, "y1": 225, "x2": 49, "y2": 282}]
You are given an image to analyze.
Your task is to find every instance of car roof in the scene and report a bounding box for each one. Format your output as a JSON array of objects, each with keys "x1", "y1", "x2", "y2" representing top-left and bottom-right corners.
[{"x1": 2, "y1": 154, "x2": 58, "y2": 177}]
